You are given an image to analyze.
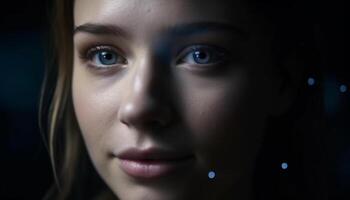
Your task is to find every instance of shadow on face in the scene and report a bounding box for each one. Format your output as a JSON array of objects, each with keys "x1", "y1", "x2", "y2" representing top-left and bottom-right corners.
[{"x1": 72, "y1": 0, "x2": 299, "y2": 199}]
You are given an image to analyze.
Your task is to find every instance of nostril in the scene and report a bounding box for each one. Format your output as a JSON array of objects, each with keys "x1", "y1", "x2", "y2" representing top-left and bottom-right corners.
[{"x1": 121, "y1": 113, "x2": 170, "y2": 131}]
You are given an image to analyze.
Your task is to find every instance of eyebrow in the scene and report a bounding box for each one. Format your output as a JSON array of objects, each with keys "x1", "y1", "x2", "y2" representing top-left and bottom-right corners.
[
  {"x1": 74, "y1": 23, "x2": 129, "y2": 39},
  {"x1": 168, "y1": 21, "x2": 249, "y2": 39},
  {"x1": 73, "y1": 21, "x2": 248, "y2": 39}
]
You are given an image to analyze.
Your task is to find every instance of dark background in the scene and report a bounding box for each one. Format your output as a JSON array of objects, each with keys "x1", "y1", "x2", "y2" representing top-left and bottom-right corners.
[
  {"x1": 0, "y1": 0, "x2": 347, "y2": 200},
  {"x1": 0, "y1": 0, "x2": 52, "y2": 199}
]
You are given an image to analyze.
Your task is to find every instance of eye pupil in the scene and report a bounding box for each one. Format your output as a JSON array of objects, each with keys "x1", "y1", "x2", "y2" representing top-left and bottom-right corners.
[
  {"x1": 196, "y1": 51, "x2": 206, "y2": 59},
  {"x1": 194, "y1": 50, "x2": 210, "y2": 64},
  {"x1": 103, "y1": 52, "x2": 112, "y2": 60},
  {"x1": 98, "y1": 51, "x2": 117, "y2": 65}
]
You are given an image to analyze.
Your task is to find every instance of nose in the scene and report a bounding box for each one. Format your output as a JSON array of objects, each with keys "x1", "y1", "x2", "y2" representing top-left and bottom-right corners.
[{"x1": 119, "y1": 56, "x2": 173, "y2": 131}]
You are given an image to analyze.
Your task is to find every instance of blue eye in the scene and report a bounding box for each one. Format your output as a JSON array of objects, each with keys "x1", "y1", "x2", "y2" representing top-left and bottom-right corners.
[
  {"x1": 180, "y1": 45, "x2": 226, "y2": 65},
  {"x1": 96, "y1": 51, "x2": 118, "y2": 65},
  {"x1": 193, "y1": 50, "x2": 210, "y2": 64},
  {"x1": 86, "y1": 46, "x2": 127, "y2": 68}
]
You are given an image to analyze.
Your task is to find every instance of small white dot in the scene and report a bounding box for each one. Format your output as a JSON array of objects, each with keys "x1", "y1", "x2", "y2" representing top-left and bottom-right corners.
[
  {"x1": 307, "y1": 77, "x2": 315, "y2": 86},
  {"x1": 281, "y1": 162, "x2": 288, "y2": 170},
  {"x1": 340, "y1": 85, "x2": 347, "y2": 93},
  {"x1": 208, "y1": 171, "x2": 215, "y2": 179}
]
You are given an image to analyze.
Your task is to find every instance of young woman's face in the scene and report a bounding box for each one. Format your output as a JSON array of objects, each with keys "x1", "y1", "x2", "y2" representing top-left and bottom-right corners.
[{"x1": 73, "y1": 0, "x2": 289, "y2": 199}]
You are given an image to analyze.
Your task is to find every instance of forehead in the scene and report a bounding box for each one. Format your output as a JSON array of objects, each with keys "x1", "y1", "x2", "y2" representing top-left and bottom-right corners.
[{"x1": 74, "y1": 0, "x2": 256, "y2": 32}]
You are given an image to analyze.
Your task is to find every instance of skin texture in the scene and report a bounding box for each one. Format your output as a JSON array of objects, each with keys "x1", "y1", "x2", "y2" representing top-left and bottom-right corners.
[{"x1": 72, "y1": 0, "x2": 295, "y2": 199}]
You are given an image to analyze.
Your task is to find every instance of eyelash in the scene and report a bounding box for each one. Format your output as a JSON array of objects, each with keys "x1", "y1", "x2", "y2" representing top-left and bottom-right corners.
[
  {"x1": 80, "y1": 45, "x2": 127, "y2": 70},
  {"x1": 177, "y1": 45, "x2": 229, "y2": 66},
  {"x1": 79, "y1": 44, "x2": 229, "y2": 71}
]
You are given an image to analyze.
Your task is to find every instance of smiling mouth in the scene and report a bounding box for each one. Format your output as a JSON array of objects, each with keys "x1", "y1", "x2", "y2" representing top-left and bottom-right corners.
[{"x1": 115, "y1": 148, "x2": 195, "y2": 179}]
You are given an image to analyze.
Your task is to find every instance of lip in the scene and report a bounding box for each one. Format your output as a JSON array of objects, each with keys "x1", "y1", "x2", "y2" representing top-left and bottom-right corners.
[{"x1": 115, "y1": 148, "x2": 195, "y2": 179}]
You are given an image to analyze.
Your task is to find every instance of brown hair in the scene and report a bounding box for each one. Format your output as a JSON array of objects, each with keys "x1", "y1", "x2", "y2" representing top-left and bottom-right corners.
[{"x1": 39, "y1": 0, "x2": 110, "y2": 199}]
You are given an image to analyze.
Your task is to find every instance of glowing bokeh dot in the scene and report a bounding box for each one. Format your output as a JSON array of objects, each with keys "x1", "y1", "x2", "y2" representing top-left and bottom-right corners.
[
  {"x1": 340, "y1": 84, "x2": 347, "y2": 93},
  {"x1": 307, "y1": 77, "x2": 315, "y2": 86},
  {"x1": 281, "y1": 162, "x2": 288, "y2": 170},
  {"x1": 208, "y1": 171, "x2": 216, "y2": 179}
]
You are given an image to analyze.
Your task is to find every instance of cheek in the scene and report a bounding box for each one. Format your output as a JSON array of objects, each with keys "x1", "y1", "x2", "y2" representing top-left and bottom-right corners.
[
  {"x1": 71, "y1": 67, "x2": 123, "y2": 167},
  {"x1": 176, "y1": 69, "x2": 271, "y2": 171}
]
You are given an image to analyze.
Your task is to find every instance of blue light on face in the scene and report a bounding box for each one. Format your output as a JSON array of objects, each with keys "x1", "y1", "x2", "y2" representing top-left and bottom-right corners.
[
  {"x1": 340, "y1": 84, "x2": 347, "y2": 93},
  {"x1": 208, "y1": 171, "x2": 216, "y2": 179},
  {"x1": 281, "y1": 162, "x2": 288, "y2": 170},
  {"x1": 307, "y1": 77, "x2": 316, "y2": 86}
]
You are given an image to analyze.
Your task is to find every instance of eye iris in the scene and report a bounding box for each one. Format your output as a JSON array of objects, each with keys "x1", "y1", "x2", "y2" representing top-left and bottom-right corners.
[
  {"x1": 193, "y1": 50, "x2": 210, "y2": 64},
  {"x1": 99, "y1": 51, "x2": 117, "y2": 65}
]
